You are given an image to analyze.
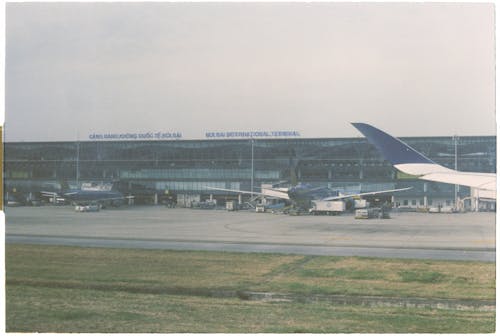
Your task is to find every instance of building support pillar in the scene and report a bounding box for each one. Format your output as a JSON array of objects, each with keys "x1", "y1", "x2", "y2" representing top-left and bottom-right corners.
[
  {"x1": 423, "y1": 182, "x2": 428, "y2": 208},
  {"x1": 238, "y1": 194, "x2": 242, "y2": 205},
  {"x1": 154, "y1": 193, "x2": 158, "y2": 205},
  {"x1": 471, "y1": 188, "x2": 479, "y2": 212}
]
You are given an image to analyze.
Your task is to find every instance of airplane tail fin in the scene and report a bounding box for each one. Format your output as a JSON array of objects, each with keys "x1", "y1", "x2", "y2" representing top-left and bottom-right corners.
[
  {"x1": 351, "y1": 123, "x2": 435, "y2": 166},
  {"x1": 351, "y1": 122, "x2": 496, "y2": 193}
]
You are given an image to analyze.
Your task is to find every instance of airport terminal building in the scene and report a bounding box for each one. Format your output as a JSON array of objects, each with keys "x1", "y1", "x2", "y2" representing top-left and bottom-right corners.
[{"x1": 4, "y1": 135, "x2": 496, "y2": 210}]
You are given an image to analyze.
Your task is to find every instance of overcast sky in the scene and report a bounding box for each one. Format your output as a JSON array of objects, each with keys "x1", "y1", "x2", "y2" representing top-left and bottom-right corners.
[{"x1": 5, "y1": 2, "x2": 496, "y2": 141}]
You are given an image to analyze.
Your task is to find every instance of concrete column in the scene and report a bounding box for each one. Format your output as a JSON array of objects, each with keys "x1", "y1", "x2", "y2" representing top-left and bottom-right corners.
[
  {"x1": 238, "y1": 194, "x2": 242, "y2": 204},
  {"x1": 423, "y1": 182, "x2": 428, "y2": 207},
  {"x1": 154, "y1": 193, "x2": 158, "y2": 205},
  {"x1": 471, "y1": 188, "x2": 479, "y2": 212}
]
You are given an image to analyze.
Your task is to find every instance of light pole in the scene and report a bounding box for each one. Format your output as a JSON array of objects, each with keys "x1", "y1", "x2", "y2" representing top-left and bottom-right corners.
[
  {"x1": 76, "y1": 131, "x2": 81, "y2": 187},
  {"x1": 251, "y1": 137, "x2": 254, "y2": 199},
  {"x1": 76, "y1": 140, "x2": 80, "y2": 186},
  {"x1": 453, "y1": 135, "x2": 459, "y2": 209}
]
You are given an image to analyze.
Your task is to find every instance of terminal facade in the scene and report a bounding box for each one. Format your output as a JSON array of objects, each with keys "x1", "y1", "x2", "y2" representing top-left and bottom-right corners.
[{"x1": 4, "y1": 135, "x2": 496, "y2": 210}]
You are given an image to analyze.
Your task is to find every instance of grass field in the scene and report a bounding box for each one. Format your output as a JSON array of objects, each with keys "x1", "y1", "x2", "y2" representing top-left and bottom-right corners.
[{"x1": 6, "y1": 244, "x2": 495, "y2": 333}]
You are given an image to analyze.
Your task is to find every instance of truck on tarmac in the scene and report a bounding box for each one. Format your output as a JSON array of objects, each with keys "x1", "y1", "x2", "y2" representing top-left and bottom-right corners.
[
  {"x1": 354, "y1": 199, "x2": 369, "y2": 209},
  {"x1": 74, "y1": 204, "x2": 100, "y2": 212},
  {"x1": 355, "y1": 206, "x2": 391, "y2": 219},
  {"x1": 226, "y1": 200, "x2": 238, "y2": 211},
  {"x1": 309, "y1": 200, "x2": 346, "y2": 215},
  {"x1": 355, "y1": 207, "x2": 380, "y2": 219}
]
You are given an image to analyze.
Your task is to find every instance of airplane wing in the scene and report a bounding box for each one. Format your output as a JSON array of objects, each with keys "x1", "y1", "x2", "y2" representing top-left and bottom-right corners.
[
  {"x1": 416, "y1": 171, "x2": 496, "y2": 191},
  {"x1": 205, "y1": 187, "x2": 290, "y2": 200},
  {"x1": 93, "y1": 195, "x2": 134, "y2": 201},
  {"x1": 322, "y1": 187, "x2": 412, "y2": 201},
  {"x1": 72, "y1": 195, "x2": 134, "y2": 205},
  {"x1": 351, "y1": 123, "x2": 496, "y2": 195},
  {"x1": 205, "y1": 186, "x2": 266, "y2": 196}
]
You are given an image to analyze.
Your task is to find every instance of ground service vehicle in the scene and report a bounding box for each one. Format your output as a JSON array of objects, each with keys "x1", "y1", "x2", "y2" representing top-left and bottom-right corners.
[
  {"x1": 74, "y1": 204, "x2": 100, "y2": 212},
  {"x1": 309, "y1": 200, "x2": 346, "y2": 215},
  {"x1": 255, "y1": 205, "x2": 266, "y2": 213},
  {"x1": 355, "y1": 208, "x2": 380, "y2": 219},
  {"x1": 226, "y1": 200, "x2": 238, "y2": 211}
]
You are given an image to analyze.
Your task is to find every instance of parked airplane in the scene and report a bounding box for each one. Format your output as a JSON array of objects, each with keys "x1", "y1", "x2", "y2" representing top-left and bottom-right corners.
[
  {"x1": 4, "y1": 180, "x2": 56, "y2": 206},
  {"x1": 207, "y1": 184, "x2": 410, "y2": 212},
  {"x1": 286, "y1": 184, "x2": 411, "y2": 210},
  {"x1": 351, "y1": 123, "x2": 496, "y2": 200},
  {"x1": 42, "y1": 182, "x2": 134, "y2": 207}
]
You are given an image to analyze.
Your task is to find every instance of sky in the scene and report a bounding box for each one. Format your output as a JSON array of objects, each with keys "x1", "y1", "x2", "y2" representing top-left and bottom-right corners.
[{"x1": 5, "y1": 2, "x2": 496, "y2": 141}]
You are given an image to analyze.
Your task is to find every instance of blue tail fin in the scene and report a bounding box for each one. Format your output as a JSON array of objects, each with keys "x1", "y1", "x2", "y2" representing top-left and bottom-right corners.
[{"x1": 351, "y1": 123, "x2": 435, "y2": 165}]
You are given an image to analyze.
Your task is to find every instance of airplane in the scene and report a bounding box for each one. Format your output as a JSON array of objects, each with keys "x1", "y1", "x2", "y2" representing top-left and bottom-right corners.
[
  {"x1": 4, "y1": 180, "x2": 54, "y2": 206},
  {"x1": 351, "y1": 123, "x2": 496, "y2": 200},
  {"x1": 42, "y1": 181, "x2": 134, "y2": 208},
  {"x1": 207, "y1": 183, "x2": 411, "y2": 213}
]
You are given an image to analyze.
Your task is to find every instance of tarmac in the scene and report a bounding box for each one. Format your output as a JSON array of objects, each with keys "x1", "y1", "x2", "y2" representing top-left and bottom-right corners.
[{"x1": 5, "y1": 206, "x2": 496, "y2": 261}]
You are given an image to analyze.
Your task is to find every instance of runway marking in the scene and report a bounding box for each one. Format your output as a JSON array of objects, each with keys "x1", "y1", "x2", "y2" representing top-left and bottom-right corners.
[
  {"x1": 471, "y1": 240, "x2": 496, "y2": 245},
  {"x1": 7, "y1": 233, "x2": 496, "y2": 251},
  {"x1": 6, "y1": 234, "x2": 496, "y2": 262},
  {"x1": 327, "y1": 236, "x2": 353, "y2": 241}
]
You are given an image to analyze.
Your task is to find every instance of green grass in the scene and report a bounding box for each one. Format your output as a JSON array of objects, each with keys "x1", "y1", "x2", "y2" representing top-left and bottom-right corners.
[
  {"x1": 398, "y1": 270, "x2": 447, "y2": 283},
  {"x1": 255, "y1": 254, "x2": 495, "y2": 299},
  {"x1": 300, "y1": 267, "x2": 384, "y2": 280},
  {"x1": 7, "y1": 286, "x2": 495, "y2": 333},
  {"x1": 6, "y1": 244, "x2": 496, "y2": 333}
]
